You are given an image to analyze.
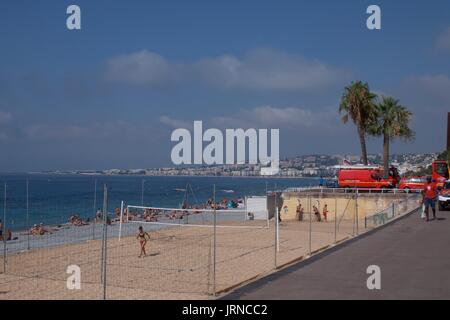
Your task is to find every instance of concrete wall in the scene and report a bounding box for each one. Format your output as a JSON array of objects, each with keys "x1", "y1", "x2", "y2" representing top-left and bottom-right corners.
[{"x1": 277, "y1": 192, "x2": 420, "y2": 221}]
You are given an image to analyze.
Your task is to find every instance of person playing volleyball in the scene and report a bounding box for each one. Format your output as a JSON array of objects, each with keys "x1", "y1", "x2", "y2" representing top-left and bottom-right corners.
[{"x1": 136, "y1": 226, "x2": 150, "y2": 258}]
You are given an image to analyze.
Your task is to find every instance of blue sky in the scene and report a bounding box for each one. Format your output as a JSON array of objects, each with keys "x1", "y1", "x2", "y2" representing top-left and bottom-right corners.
[{"x1": 0, "y1": 0, "x2": 450, "y2": 171}]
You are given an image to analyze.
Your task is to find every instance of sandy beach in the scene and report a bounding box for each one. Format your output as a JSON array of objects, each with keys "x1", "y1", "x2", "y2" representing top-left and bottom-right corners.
[{"x1": 0, "y1": 197, "x2": 418, "y2": 300}]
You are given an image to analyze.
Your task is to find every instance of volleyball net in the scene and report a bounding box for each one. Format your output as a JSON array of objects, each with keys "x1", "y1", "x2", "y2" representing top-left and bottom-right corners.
[{"x1": 118, "y1": 204, "x2": 269, "y2": 238}]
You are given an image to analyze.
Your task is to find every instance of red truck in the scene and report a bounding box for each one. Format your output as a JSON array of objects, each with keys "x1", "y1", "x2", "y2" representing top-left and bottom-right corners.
[
  {"x1": 432, "y1": 160, "x2": 449, "y2": 189},
  {"x1": 337, "y1": 165, "x2": 400, "y2": 189}
]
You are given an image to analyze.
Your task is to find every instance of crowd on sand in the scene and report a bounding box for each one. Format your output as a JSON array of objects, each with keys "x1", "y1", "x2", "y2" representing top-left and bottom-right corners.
[
  {"x1": 0, "y1": 197, "x2": 245, "y2": 241},
  {"x1": 125, "y1": 198, "x2": 244, "y2": 222}
]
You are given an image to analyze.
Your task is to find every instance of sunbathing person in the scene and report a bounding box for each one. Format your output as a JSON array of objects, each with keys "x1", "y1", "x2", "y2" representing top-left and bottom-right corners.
[
  {"x1": 30, "y1": 224, "x2": 50, "y2": 236},
  {"x1": 95, "y1": 209, "x2": 103, "y2": 222},
  {"x1": 6, "y1": 229, "x2": 18, "y2": 241},
  {"x1": 30, "y1": 224, "x2": 40, "y2": 236}
]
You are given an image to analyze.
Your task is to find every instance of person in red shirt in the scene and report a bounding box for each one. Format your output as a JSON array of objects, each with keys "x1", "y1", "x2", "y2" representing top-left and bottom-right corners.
[{"x1": 423, "y1": 176, "x2": 438, "y2": 221}]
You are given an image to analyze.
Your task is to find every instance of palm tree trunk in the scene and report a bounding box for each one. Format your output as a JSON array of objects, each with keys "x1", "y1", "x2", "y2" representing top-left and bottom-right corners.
[
  {"x1": 383, "y1": 133, "x2": 390, "y2": 179},
  {"x1": 358, "y1": 126, "x2": 368, "y2": 165}
]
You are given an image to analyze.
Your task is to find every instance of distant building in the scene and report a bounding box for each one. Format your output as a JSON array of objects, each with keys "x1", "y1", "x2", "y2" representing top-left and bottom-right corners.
[{"x1": 303, "y1": 167, "x2": 318, "y2": 176}]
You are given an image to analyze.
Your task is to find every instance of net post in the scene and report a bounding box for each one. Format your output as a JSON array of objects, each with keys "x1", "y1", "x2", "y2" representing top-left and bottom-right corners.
[
  {"x1": 141, "y1": 179, "x2": 145, "y2": 206},
  {"x1": 92, "y1": 178, "x2": 97, "y2": 240},
  {"x1": 118, "y1": 201, "x2": 124, "y2": 242},
  {"x1": 244, "y1": 196, "x2": 247, "y2": 222}
]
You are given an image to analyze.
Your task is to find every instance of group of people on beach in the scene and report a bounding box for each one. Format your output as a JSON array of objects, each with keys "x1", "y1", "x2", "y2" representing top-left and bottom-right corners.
[
  {"x1": 206, "y1": 198, "x2": 241, "y2": 210},
  {"x1": 29, "y1": 223, "x2": 51, "y2": 236},
  {"x1": 0, "y1": 219, "x2": 16, "y2": 241},
  {"x1": 69, "y1": 214, "x2": 89, "y2": 227},
  {"x1": 294, "y1": 202, "x2": 328, "y2": 222}
]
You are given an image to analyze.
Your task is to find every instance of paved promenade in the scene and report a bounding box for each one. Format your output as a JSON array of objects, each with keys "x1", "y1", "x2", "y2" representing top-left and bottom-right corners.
[{"x1": 225, "y1": 208, "x2": 450, "y2": 299}]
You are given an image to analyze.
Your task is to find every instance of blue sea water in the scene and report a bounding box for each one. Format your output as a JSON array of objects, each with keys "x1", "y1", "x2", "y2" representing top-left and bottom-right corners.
[{"x1": 0, "y1": 174, "x2": 316, "y2": 231}]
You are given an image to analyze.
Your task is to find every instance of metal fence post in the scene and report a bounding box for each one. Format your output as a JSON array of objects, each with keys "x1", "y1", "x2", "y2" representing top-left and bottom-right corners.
[
  {"x1": 309, "y1": 193, "x2": 312, "y2": 256},
  {"x1": 274, "y1": 205, "x2": 278, "y2": 269},
  {"x1": 213, "y1": 184, "x2": 216, "y2": 296},
  {"x1": 334, "y1": 196, "x2": 337, "y2": 243},
  {"x1": 355, "y1": 191, "x2": 359, "y2": 235},
  {"x1": 92, "y1": 179, "x2": 97, "y2": 240},
  {"x1": 276, "y1": 206, "x2": 280, "y2": 253},
  {"x1": 102, "y1": 184, "x2": 108, "y2": 300},
  {"x1": 26, "y1": 179, "x2": 30, "y2": 251},
  {"x1": 2, "y1": 183, "x2": 6, "y2": 274}
]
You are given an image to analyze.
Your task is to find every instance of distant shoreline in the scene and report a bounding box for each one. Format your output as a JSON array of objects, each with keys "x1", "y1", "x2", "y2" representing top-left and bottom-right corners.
[{"x1": 0, "y1": 172, "x2": 322, "y2": 180}]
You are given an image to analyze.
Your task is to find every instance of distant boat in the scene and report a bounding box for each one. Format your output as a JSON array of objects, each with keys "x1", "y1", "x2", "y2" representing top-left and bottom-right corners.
[
  {"x1": 173, "y1": 188, "x2": 186, "y2": 192},
  {"x1": 221, "y1": 189, "x2": 235, "y2": 193}
]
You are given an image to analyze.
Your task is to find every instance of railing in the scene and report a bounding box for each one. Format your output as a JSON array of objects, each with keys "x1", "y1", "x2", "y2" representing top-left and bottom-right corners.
[
  {"x1": 283, "y1": 187, "x2": 422, "y2": 194},
  {"x1": 364, "y1": 198, "x2": 419, "y2": 228}
]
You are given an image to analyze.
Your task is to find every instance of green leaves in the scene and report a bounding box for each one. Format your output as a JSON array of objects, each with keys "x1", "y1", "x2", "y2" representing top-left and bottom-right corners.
[
  {"x1": 371, "y1": 95, "x2": 415, "y2": 142},
  {"x1": 339, "y1": 81, "x2": 377, "y2": 165},
  {"x1": 338, "y1": 81, "x2": 414, "y2": 170}
]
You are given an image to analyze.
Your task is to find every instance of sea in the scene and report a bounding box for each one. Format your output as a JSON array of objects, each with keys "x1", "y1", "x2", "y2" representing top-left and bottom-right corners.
[{"x1": 0, "y1": 174, "x2": 317, "y2": 231}]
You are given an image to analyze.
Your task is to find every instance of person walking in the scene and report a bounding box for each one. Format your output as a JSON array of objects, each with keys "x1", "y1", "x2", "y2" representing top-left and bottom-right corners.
[
  {"x1": 137, "y1": 226, "x2": 150, "y2": 258},
  {"x1": 422, "y1": 176, "x2": 438, "y2": 221}
]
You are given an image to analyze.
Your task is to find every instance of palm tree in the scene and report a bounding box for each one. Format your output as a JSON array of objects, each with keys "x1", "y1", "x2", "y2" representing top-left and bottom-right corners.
[
  {"x1": 369, "y1": 96, "x2": 415, "y2": 178},
  {"x1": 339, "y1": 81, "x2": 377, "y2": 165}
]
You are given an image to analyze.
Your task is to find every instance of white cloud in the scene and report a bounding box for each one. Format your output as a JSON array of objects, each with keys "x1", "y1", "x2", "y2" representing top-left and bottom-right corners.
[
  {"x1": 436, "y1": 27, "x2": 450, "y2": 51},
  {"x1": 402, "y1": 74, "x2": 450, "y2": 105},
  {"x1": 105, "y1": 50, "x2": 179, "y2": 86},
  {"x1": 0, "y1": 111, "x2": 12, "y2": 124},
  {"x1": 160, "y1": 105, "x2": 338, "y2": 131},
  {"x1": 0, "y1": 111, "x2": 14, "y2": 142},
  {"x1": 22, "y1": 121, "x2": 157, "y2": 142},
  {"x1": 159, "y1": 115, "x2": 193, "y2": 129},
  {"x1": 104, "y1": 49, "x2": 350, "y2": 91}
]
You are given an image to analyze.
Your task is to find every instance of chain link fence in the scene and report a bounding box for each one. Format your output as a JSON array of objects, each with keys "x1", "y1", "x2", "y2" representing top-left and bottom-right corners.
[{"x1": 0, "y1": 180, "x2": 422, "y2": 300}]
